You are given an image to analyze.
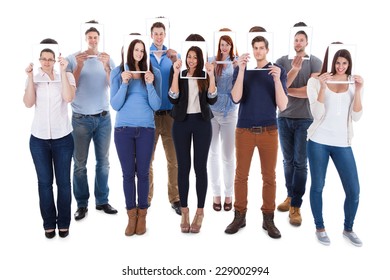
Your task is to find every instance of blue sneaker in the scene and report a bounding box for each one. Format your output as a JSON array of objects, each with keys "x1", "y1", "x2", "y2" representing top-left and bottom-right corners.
[
  {"x1": 315, "y1": 231, "x2": 330, "y2": 246},
  {"x1": 343, "y1": 231, "x2": 363, "y2": 247}
]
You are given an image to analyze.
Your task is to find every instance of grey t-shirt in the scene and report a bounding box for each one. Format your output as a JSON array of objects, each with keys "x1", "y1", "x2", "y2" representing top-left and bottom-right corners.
[{"x1": 276, "y1": 55, "x2": 322, "y2": 119}]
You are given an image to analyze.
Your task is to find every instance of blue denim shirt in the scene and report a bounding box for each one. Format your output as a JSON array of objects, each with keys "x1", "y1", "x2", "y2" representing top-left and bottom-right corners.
[{"x1": 210, "y1": 57, "x2": 237, "y2": 117}]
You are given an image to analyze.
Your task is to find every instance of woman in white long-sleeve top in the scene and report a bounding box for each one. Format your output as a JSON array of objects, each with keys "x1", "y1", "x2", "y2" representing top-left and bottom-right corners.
[{"x1": 307, "y1": 45, "x2": 363, "y2": 247}]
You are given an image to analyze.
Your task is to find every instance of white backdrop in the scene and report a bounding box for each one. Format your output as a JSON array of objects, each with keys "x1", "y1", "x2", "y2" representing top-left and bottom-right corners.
[{"x1": 1, "y1": 0, "x2": 388, "y2": 279}]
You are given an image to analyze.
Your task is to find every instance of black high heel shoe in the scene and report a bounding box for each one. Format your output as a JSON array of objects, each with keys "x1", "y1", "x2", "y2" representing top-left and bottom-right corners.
[
  {"x1": 59, "y1": 229, "x2": 69, "y2": 238},
  {"x1": 45, "y1": 230, "x2": 56, "y2": 239}
]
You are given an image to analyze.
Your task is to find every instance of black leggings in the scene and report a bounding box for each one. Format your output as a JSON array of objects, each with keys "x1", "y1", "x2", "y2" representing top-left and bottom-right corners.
[{"x1": 172, "y1": 113, "x2": 212, "y2": 208}]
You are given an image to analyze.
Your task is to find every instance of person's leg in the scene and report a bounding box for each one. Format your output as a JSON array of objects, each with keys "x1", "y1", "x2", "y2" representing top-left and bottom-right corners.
[
  {"x1": 93, "y1": 113, "x2": 112, "y2": 206},
  {"x1": 135, "y1": 127, "x2": 155, "y2": 209},
  {"x1": 233, "y1": 128, "x2": 255, "y2": 213},
  {"x1": 52, "y1": 134, "x2": 74, "y2": 231},
  {"x1": 277, "y1": 117, "x2": 294, "y2": 199},
  {"x1": 172, "y1": 119, "x2": 192, "y2": 208},
  {"x1": 114, "y1": 127, "x2": 137, "y2": 210},
  {"x1": 148, "y1": 115, "x2": 160, "y2": 205},
  {"x1": 220, "y1": 111, "x2": 237, "y2": 208},
  {"x1": 207, "y1": 113, "x2": 222, "y2": 207},
  {"x1": 160, "y1": 115, "x2": 180, "y2": 204},
  {"x1": 290, "y1": 118, "x2": 312, "y2": 208},
  {"x1": 29, "y1": 135, "x2": 56, "y2": 231},
  {"x1": 72, "y1": 114, "x2": 93, "y2": 208},
  {"x1": 307, "y1": 140, "x2": 330, "y2": 230},
  {"x1": 330, "y1": 146, "x2": 360, "y2": 232},
  {"x1": 192, "y1": 115, "x2": 212, "y2": 209}
]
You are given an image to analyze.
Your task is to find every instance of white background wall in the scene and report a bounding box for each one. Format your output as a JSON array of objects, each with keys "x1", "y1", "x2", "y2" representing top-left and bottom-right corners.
[{"x1": 1, "y1": 0, "x2": 388, "y2": 279}]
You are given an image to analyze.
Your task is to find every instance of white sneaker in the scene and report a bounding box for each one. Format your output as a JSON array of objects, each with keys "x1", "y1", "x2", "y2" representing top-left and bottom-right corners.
[
  {"x1": 343, "y1": 231, "x2": 363, "y2": 247},
  {"x1": 315, "y1": 231, "x2": 330, "y2": 246}
]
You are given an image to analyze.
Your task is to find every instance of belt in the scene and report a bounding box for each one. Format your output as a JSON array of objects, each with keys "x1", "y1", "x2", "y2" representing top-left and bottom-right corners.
[
  {"x1": 83, "y1": 111, "x2": 108, "y2": 117},
  {"x1": 155, "y1": 110, "x2": 171, "y2": 116},
  {"x1": 245, "y1": 125, "x2": 277, "y2": 134}
]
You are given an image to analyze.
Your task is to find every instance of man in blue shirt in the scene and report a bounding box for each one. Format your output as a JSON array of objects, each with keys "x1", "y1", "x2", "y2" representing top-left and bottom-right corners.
[
  {"x1": 148, "y1": 20, "x2": 181, "y2": 215},
  {"x1": 67, "y1": 20, "x2": 117, "y2": 221},
  {"x1": 225, "y1": 32, "x2": 288, "y2": 238}
]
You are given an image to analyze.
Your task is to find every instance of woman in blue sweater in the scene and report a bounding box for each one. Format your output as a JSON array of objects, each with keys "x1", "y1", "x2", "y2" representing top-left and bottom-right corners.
[{"x1": 110, "y1": 38, "x2": 161, "y2": 236}]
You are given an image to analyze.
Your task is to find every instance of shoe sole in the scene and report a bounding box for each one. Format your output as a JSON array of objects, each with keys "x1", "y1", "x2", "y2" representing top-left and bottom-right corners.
[{"x1": 277, "y1": 206, "x2": 290, "y2": 212}]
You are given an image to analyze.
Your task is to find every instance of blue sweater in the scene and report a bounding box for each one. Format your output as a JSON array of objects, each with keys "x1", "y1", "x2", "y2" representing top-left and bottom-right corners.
[
  {"x1": 233, "y1": 62, "x2": 288, "y2": 128},
  {"x1": 150, "y1": 44, "x2": 173, "y2": 111},
  {"x1": 110, "y1": 66, "x2": 162, "y2": 128}
]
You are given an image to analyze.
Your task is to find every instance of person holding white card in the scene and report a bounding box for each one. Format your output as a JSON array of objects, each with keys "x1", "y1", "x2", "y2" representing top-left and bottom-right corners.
[
  {"x1": 307, "y1": 44, "x2": 364, "y2": 246},
  {"x1": 66, "y1": 20, "x2": 117, "y2": 222},
  {"x1": 148, "y1": 20, "x2": 181, "y2": 216},
  {"x1": 275, "y1": 22, "x2": 322, "y2": 227},
  {"x1": 208, "y1": 28, "x2": 238, "y2": 212},
  {"x1": 225, "y1": 33, "x2": 288, "y2": 239},
  {"x1": 24, "y1": 38, "x2": 76, "y2": 239},
  {"x1": 169, "y1": 42, "x2": 217, "y2": 234},
  {"x1": 110, "y1": 38, "x2": 162, "y2": 236}
]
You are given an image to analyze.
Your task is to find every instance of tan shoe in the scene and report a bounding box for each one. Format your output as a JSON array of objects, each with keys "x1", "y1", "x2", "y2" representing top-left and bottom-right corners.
[
  {"x1": 125, "y1": 208, "x2": 137, "y2": 236},
  {"x1": 135, "y1": 208, "x2": 147, "y2": 235},
  {"x1": 277, "y1": 197, "x2": 291, "y2": 212},
  {"x1": 289, "y1": 207, "x2": 302, "y2": 226}
]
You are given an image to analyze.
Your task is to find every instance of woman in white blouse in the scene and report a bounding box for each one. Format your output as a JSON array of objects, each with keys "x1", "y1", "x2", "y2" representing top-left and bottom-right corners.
[
  {"x1": 307, "y1": 45, "x2": 363, "y2": 247},
  {"x1": 24, "y1": 38, "x2": 76, "y2": 239}
]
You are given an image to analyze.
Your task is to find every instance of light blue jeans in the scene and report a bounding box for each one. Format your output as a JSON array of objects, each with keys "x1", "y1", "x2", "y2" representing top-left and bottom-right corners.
[
  {"x1": 307, "y1": 140, "x2": 360, "y2": 231},
  {"x1": 72, "y1": 112, "x2": 112, "y2": 208}
]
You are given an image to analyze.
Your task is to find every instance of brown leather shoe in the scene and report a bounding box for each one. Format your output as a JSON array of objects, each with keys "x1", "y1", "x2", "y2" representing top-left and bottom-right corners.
[
  {"x1": 289, "y1": 207, "x2": 302, "y2": 226},
  {"x1": 277, "y1": 197, "x2": 291, "y2": 212},
  {"x1": 225, "y1": 210, "x2": 246, "y2": 234},
  {"x1": 262, "y1": 212, "x2": 281, "y2": 239}
]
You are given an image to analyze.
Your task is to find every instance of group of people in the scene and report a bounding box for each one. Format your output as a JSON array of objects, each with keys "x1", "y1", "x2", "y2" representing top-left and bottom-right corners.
[{"x1": 24, "y1": 19, "x2": 364, "y2": 247}]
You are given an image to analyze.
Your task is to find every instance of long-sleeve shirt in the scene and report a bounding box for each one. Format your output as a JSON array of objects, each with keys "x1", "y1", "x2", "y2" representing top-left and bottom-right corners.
[{"x1": 110, "y1": 66, "x2": 162, "y2": 128}]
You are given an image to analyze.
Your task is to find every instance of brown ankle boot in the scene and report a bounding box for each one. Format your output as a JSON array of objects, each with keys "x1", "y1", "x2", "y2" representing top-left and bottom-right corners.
[
  {"x1": 289, "y1": 206, "x2": 302, "y2": 226},
  {"x1": 225, "y1": 210, "x2": 246, "y2": 234},
  {"x1": 125, "y1": 208, "x2": 137, "y2": 236},
  {"x1": 262, "y1": 212, "x2": 281, "y2": 239},
  {"x1": 135, "y1": 208, "x2": 147, "y2": 235},
  {"x1": 277, "y1": 197, "x2": 291, "y2": 212}
]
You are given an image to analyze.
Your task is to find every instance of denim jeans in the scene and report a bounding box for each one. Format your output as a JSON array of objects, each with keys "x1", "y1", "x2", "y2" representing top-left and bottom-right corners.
[
  {"x1": 277, "y1": 117, "x2": 312, "y2": 207},
  {"x1": 114, "y1": 126, "x2": 155, "y2": 210},
  {"x1": 172, "y1": 114, "x2": 212, "y2": 208},
  {"x1": 29, "y1": 134, "x2": 74, "y2": 230},
  {"x1": 307, "y1": 140, "x2": 360, "y2": 231},
  {"x1": 234, "y1": 127, "x2": 279, "y2": 213},
  {"x1": 72, "y1": 112, "x2": 111, "y2": 208}
]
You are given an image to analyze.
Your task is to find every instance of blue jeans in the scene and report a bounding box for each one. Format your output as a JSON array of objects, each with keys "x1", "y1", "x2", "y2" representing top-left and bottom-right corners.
[
  {"x1": 29, "y1": 134, "x2": 74, "y2": 230},
  {"x1": 72, "y1": 112, "x2": 112, "y2": 208},
  {"x1": 307, "y1": 140, "x2": 360, "y2": 231},
  {"x1": 277, "y1": 117, "x2": 312, "y2": 207},
  {"x1": 114, "y1": 127, "x2": 155, "y2": 210}
]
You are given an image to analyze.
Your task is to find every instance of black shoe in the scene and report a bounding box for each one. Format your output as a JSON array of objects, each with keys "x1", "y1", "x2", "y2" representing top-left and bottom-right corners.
[
  {"x1": 74, "y1": 207, "x2": 88, "y2": 221},
  {"x1": 171, "y1": 201, "x2": 182, "y2": 215},
  {"x1": 45, "y1": 230, "x2": 56, "y2": 239},
  {"x1": 96, "y1": 203, "x2": 118, "y2": 214},
  {"x1": 59, "y1": 229, "x2": 69, "y2": 238}
]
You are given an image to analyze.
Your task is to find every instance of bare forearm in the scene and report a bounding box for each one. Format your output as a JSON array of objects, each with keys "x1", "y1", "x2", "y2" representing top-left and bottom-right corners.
[
  {"x1": 288, "y1": 87, "x2": 308, "y2": 98},
  {"x1": 23, "y1": 77, "x2": 36, "y2": 108}
]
